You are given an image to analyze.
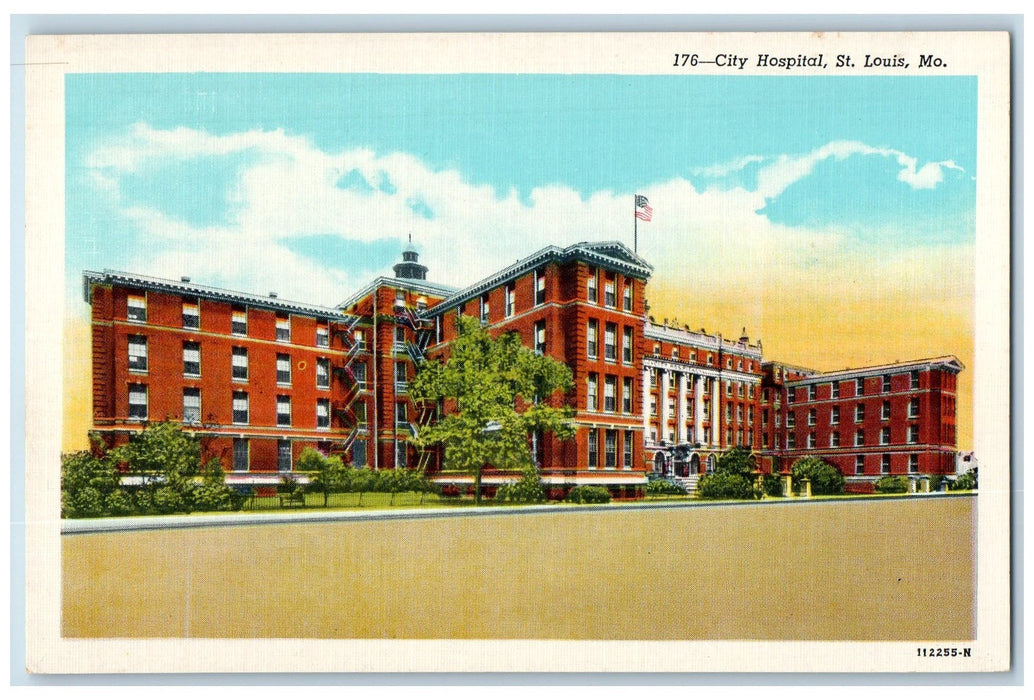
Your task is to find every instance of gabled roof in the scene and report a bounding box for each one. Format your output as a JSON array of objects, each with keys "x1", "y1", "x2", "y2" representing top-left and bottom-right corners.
[
  {"x1": 336, "y1": 276, "x2": 457, "y2": 311},
  {"x1": 429, "y1": 240, "x2": 653, "y2": 316},
  {"x1": 83, "y1": 269, "x2": 353, "y2": 321}
]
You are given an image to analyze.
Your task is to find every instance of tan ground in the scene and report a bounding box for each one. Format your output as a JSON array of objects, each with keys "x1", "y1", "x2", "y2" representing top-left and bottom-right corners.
[{"x1": 62, "y1": 496, "x2": 975, "y2": 640}]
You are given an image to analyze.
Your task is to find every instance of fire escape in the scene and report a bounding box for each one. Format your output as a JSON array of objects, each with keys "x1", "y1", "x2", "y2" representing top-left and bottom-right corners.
[
  {"x1": 330, "y1": 314, "x2": 366, "y2": 457},
  {"x1": 393, "y1": 303, "x2": 439, "y2": 471}
]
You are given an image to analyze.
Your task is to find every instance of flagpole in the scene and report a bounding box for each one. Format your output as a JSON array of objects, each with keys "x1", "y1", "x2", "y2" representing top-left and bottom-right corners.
[{"x1": 634, "y1": 196, "x2": 638, "y2": 254}]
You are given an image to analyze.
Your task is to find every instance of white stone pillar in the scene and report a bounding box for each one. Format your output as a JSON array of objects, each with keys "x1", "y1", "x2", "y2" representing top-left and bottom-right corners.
[
  {"x1": 642, "y1": 367, "x2": 651, "y2": 439},
  {"x1": 694, "y1": 374, "x2": 705, "y2": 444},
  {"x1": 711, "y1": 377, "x2": 721, "y2": 446},
  {"x1": 660, "y1": 370, "x2": 672, "y2": 443},
  {"x1": 677, "y1": 372, "x2": 688, "y2": 444}
]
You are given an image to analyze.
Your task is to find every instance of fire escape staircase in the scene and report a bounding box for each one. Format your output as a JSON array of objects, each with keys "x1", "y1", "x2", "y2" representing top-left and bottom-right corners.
[{"x1": 328, "y1": 313, "x2": 365, "y2": 456}]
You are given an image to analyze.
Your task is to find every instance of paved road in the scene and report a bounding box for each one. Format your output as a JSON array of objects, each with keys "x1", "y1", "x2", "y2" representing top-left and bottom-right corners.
[{"x1": 60, "y1": 491, "x2": 970, "y2": 534}]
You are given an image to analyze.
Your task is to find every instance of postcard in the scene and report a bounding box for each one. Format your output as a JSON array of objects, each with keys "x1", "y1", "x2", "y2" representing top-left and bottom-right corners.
[{"x1": 24, "y1": 30, "x2": 1011, "y2": 674}]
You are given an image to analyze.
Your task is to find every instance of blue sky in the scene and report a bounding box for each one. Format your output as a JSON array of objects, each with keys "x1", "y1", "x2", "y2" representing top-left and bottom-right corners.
[{"x1": 65, "y1": 72, "x2": 977, "y2": 310}]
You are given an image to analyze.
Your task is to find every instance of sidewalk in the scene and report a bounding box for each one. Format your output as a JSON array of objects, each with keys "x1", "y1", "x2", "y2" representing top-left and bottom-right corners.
[{"x1": 60, "y1": 491, "x2": 972, "y2": 535}]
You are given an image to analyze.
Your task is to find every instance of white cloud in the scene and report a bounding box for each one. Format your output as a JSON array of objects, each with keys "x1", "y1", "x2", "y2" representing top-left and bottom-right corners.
[{"x1": 79, "y1": 125, "x2": 972, "y2": 319}]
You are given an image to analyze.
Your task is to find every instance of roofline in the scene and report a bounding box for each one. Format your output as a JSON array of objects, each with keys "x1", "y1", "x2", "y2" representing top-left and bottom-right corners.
[
  {"x1": 428, "y1": 241, "x2": 653, "y2": 316},
  {"x1": 787, "y1": 355, "x2": 965, "y2": 385},
  {"x1": 762, "y1": 360, "x2": 820, "y2": 375},
  {"x1": 644, "y1": 320, "x2": 763, "y2": 358},
  {"x1": 336, "y1": 276, "x2": 457, "y2": 311},
  {"x1": 83, "y1": 270, "x2": 354, "y2": 320}
]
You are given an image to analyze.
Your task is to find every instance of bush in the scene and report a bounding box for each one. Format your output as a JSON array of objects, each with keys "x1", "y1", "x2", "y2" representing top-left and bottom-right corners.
[
  {"x1": 104, "y1": 489, "x2": 135, "y2": 516},
  {"x1": 697, "y1": 472, "x2": 757, "y2": 500},
  {"x1": 951, "y1": 468, "x2": 978, "y2": 491},
  {"x1": 645, "y1": 479, "x2": 687, "y2": 496},
  {"x1": 761, "y1": 473, "x2": 784, "y2": 497},
  {"x1": 61, "y1": 450, "x2": 122, "y2": 517},
  {"x1": 566, "y1": 485, "x2": 612, "y2": 504},
  {"x1": 874, "y1": 475, "x2": 910, "y2": 494},
  {"x1": 65, "y1": 486, "x2": 106, "y2": 518},
  {"x1": 496, "y1": 468, "x2": 546, "y2": 503},
  {"x1": 152, "y1": 486, "x2": 187, "y2": 514},
  {"x1": 791, "y1": 457, "x2": 845, "y2": 495}
]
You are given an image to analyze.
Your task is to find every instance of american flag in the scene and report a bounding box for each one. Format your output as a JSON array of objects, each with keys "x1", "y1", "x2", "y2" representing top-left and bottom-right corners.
[{"x1": 635, "y1": 194, "x2": 653, "y2": 222}]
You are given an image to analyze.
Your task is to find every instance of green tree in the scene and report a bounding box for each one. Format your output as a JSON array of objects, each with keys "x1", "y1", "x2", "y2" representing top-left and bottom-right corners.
[
  {"x1": 696, "y1": 446, "x2": 760, "y2": 500},
  {"x1": 409, "y1": 315, "x2": 575, "y2": 505},
  {"x1": 790, "y1": 456, "x2": 846, "y2": 495},
  {"x1": 298, "y1": 447, "x2": 350, "y2": 507},
  {"x1": 112, "y1": 422, "x2": 204, "y2": 514},
  {"x1": 714, "y1": 446, "x2": 757, "y2": 478},
  {"x1": 61, "y1": 450, "x2": 122, "y2": 518},
  {"x1": 952, "y1": 468, "x2": 978, "y2": 491}
]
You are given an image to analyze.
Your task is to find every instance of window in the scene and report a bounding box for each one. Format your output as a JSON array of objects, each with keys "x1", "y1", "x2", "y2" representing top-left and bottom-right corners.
[
  {"x1": 622, "y1": 327, "x2": 633, "y2": 364},
  {"x1": 624, "y1": 430, "x2": 634, "y2": 469},
  {"x1": 788, "y1": 387, "x2": 796, "y2": 403},
  {"x1": 587, "y1": 320, "x2": 598, "y2": 358},
  {"x1": 880, "y1": 427, "x2": 891, "y2": 445},
  {"x1": 881, "y1": 454, "x2": 891, "y2": 474},
  {"x1": 227, "y1": 392, "x2": 247, "y2": 425},
  {"x1": 128, "y1": 384, "x2": 148, "y2": 420},
  {"x1": 725, "y1": 404, "x2": 732, "y2": 422},
  {"x1": 316, "y1": 325, "x2": 330, "y2": 348},
  {"x1": 276, "y1": 315, "x2": 291, "y2": 342},
  {"x1": 749, "y1": 384, "x2": 755, "y2": 399},
  {"x1": 908, "y1": 426, "x2": 919, "y2": 444},
  {"x1": 277, "y1": 395, "x2": 292, "y2": 427},
  {"x1": 910, "y1": 370, "x2": 920, "y2": 390},
  {"x1": 856, "y1": 377, "x2": 865, "y2": 395},
  {"x1": 587, "y1": 268, "x2": 598, "y2": 303},
  {"x1": 604, "y1": 376, "x2": 617, "y2": 413},
  {"x1": 127, "y1": 294, "x2": 146, "y2": 323},
  {"x1": 909, "y1": 454, "x2": 919, "y2": 473},
  {"x1": 316, "y1": 358, "x2": 330, "y2": 389},
  {"x1": 352, "y1": 440, "x2": 367, "y2": 467},
  {"x1": 182, "y1": 299, "x2": 200, "y2": 329},
  {"x1": 316, "y1": 399, "x2": 331, "y2": 429},
  {"x1": 855, "y1": 403, "x2": 865, "y2": 422},
  {"x1": 480, "y1": 295, "x2": 490, "y2": 324},
  {"x1": 354, "y1": 401, "x2": 368, "y2": 426},
  {"x1": 278, "y1": 440, "x2": 292, "y2": 472},
  {"x1": 277, "y1": 354, "x2": 292, "y2": 385},
  {"x1": 233, "y1": 439, "x2": 249, "y2": 472},
  {"x1": 855, "y1": 455, "x2": 865, "y2": 475},
  {"x1": 830, "y1": 431, "x2": 840, "y2": 448},
  {"x1": 726, "y1": 382, "x2": 732, "y2": 398},
  {"x1": 855, "y1": 429, "x2": 865, "y2": 446},
  {"x1": 395, "y1": 442, "x2": 408, "y2": 469},
  {"x1": 830, "y1": 406, "x2": 840, "y2": 424},
  {"x1": 787, "y1": 433, "x2": 796, "y2": 449},
  {"x1": 353, "y1": 329, "x2": 366, "y2": 351},
  {"x1": 623, "y1": 284, "x2": 633, "y2": 311},
  {"x1": 182, "y1": 388, "x2": 200, "y2": 425},
  {"x1": 353, "y1": 362, "x2": 367, "y2": 388},
  {"x1": 535, "y1": 268, "x2": 546, "y2": 305},
  {"x1": 882, "y1": 375, "x2": 892, "y2": 392},
  {"x1": 831, "y1": 382, "x2": 840, "y2": 398},
  {"x1": 786, "y1": 411, "x2": 796, "y2": 428},
  {"x1": 232, "y1": 307, "x2": 247, "y2": 336},
  {"x1": 505, "y1": 284, "x2": 515, "y2": 317},
  {"x1": 587, "y1": 428, "x2": 598, "y2": 469},
  {"x1": 604, "y1": 278, "x2": 616, "y2": 308},
  {"x1": 395, "y1": 402, "x2": 408, "y2": 424},
  {"x1": 882, "y1": 400, "x2": 891, "y2": 420},
  {"x1": 128, "y1": 335, "x2": 148, "y2": 372},
  {"x1": 650, "y1": 396, "x2": 658, "y2": 417},
  {"x1": 585, "y1": 374, "x2": 599, "y2": 412},
  {"x1": 534, "y1": 321, "x2": 546, "y2": 355},
  {"x1": 622, "y1": 377, "x2": 633, "y2": 414},
  {"x1": 604, "y1": 430, "x2": 617, "y2": 468},
  {"x1": 908, "y1": 398, "x2": 920, "y2": 418},
  {"x1": 394, "y1": 324, "x2": 406, "y2": 346},
  {"x1": 232, "y1": 347, "x2": 248, "y2": 381},
  {"x1": 737, "y1": 383, "x2": 744, "y2": 398},
  {"x1": 395, "y1": 360, "x2": 407, "y2": 386},
  {"x1": 737, "y1": 405, "x2": 744, "y2": 423},
  {"x1": 183, "y1": 341, "x2": 200, "y2": 377},
  {"x1": 807, "y1": 432, "x2": 816, "y2": 448},
  {"x1": 808, "y1": 385, "x2": 817, "y2": 400},
  {"x1": 807, "y1": 409, "x2": 816, "y2": 426},
  {"x1": 604, "y1": 323, "x2": 617, "y2": 361}
]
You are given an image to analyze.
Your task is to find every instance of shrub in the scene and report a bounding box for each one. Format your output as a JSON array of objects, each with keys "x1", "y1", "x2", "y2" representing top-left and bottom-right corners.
[
  {"x1": 566, "y1": 485, "x2": 612, "y2": 504},
  {"x1": 645, "y1": 479, "x2": 687, "y2": 496},
  {"x1": 152, "y1": 486, "x2": 187, "y2": 514},
  {"x1": 874, "y1": 475, "x2": 910, "y2": 494},
  {"x1": 496, "y1": 468, "x2": 546, "y2": 503},
  {"x1": 104, "y1": 489, "x2": 135, "y2": 516},
  {"x1": 951, "y1": 468, "x2": 978, "y2": 491},
  {"x1": 697, "y1": 472, "x2": 757, "y2": 500},
  {"x1": 761, "y1": 473, "x2": 784, "y2": 497},
  {"x1": 791, "y1": 457, "x2": 845, "y2": 495},
  {"x1": 65, "y1": 486, "x2": 106, "y2": 518}
]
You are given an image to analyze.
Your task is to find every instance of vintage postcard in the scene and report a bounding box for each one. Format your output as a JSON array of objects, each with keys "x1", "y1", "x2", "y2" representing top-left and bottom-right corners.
[{"x1": 24, "y1": 31, "x2": 1011, "y2": 674}]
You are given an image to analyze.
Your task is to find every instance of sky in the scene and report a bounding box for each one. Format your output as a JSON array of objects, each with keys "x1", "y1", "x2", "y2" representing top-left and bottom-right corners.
[{"x1": 63, "y1": 73, "x2": 977, "y2": 450}]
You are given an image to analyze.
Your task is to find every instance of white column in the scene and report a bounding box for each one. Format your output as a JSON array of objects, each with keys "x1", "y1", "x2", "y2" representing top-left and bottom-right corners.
[
  {"x1": 694, "y1": 374, "x2": 705, "y2": 445},
  {"x1": 711, "y1": 377, "x2": 721, "y2": 447},
  {"x1": 660, "y1": 370, "x2": 672, "y2": 443},
  {"x1": 677, "y1": 372, "x2": 688, "y2": 444},
  {"x1": 642, "y1": 367, "x2": 651, "y2": 439}
]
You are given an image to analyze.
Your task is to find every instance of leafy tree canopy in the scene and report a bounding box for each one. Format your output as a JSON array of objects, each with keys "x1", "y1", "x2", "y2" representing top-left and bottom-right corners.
[
  {"x1": 790, "y1": 456, "x2": 846, "y2": 495},
  {"x1": 112, "y1": 422, "x2": 202, "y2": 483},
  {"x1": 409, "y1": 316, "x2": 575, "y2": 501},
  {"x1": 714, "y1": 446, "x2": 757, "y2": 478}
]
